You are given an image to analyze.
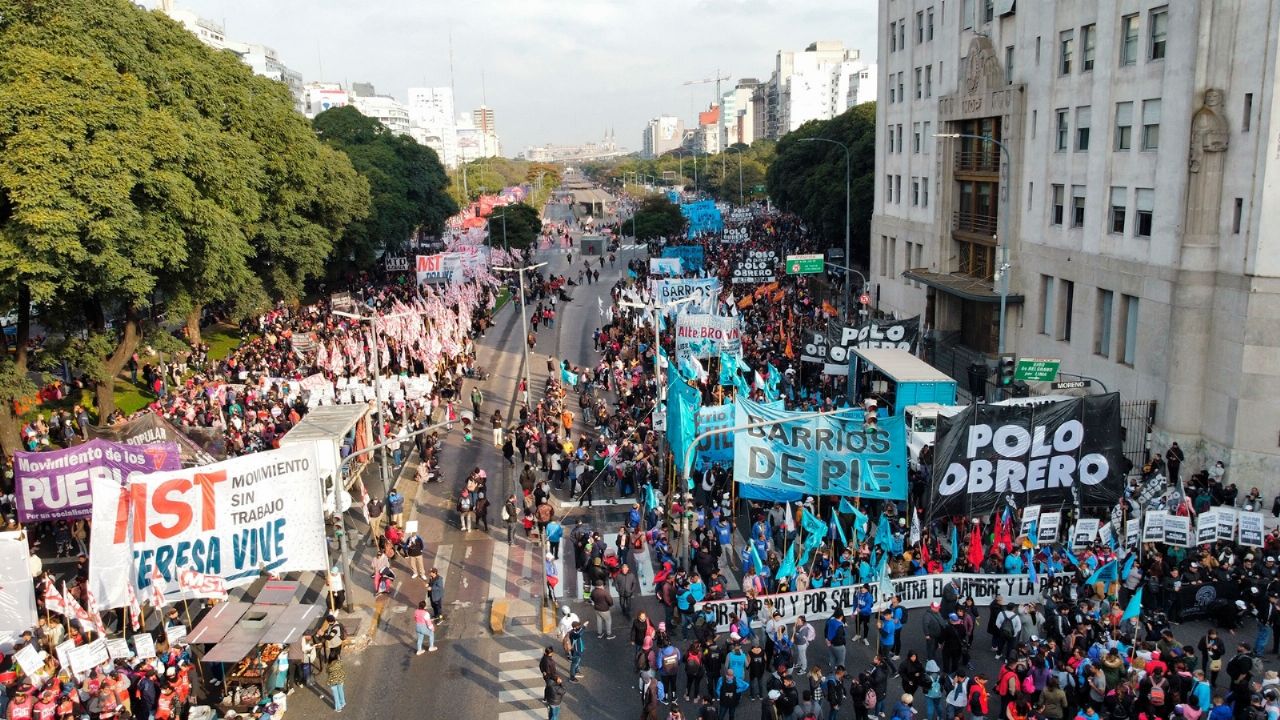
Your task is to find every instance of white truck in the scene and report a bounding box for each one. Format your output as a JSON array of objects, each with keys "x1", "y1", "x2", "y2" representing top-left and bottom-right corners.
[{"x1": 905, "y1": 395, "x2": 1080, "y2": 471}]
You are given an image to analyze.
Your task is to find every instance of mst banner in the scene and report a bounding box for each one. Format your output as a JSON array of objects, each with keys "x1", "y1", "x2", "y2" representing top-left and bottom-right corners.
[
  {"x1": 675, "y1": 314, "x2": 742, "y2": 358},
  {"x1": 88, "y1": 444, "x2": 328, "y2": 610},
  {"x1": 928, "y1": 394, "x2": 1125, "y2": 520},
  {"x1": 14, "y1": 439, "x2": 181, "y2": 523},
  {"x1": 733, "y1": 399, "x2": 907, "y2": 500},
  {"x1": 648, "y1": 277, "x2": 721, "y2": 315},
  {"x1": 698, "y1": 572, "x2": 1053, "y2": 632}
]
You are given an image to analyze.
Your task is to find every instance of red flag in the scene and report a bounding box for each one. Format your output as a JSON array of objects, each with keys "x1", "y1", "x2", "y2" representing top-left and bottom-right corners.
[
  {"x1": 42, "y1": 581, "x2": 69, "y2": 618},
  {"x1": 967, "y1": 523, "x2": 985, "y2": 571},
  {"x1": 126, "y1": 584, "x2": 142, "y2": 632},
  {"x1": 919, "y1": 537, "x2": 932, "y2": 568},
  {"x1": 148, "y1": 565, "x2": 167, "y2": 608}
]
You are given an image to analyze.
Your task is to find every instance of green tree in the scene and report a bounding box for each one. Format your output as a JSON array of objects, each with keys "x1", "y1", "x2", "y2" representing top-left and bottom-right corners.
[
  {"x1": 487, "y1": 203, "x2": 541, "y2": 252},
  {"x1": 314, "y1": 106, "x2": 455, "y2": 274},
  {"x1": 767, "y1": 103, "x2": 877, "y2": 268},
  {"x1": 631, "y1": 196, "x2": 685, "y2": 240}
]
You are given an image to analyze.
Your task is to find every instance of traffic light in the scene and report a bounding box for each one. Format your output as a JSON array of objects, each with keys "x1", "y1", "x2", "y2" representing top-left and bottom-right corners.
[{"x1": 998, "y1": 354, "x2": 1017, "y2": 386}]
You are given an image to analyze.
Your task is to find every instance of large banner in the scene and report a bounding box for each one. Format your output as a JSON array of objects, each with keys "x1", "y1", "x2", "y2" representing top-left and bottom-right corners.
[
  {"x1": 88, "y1": 444, "x2": 328, "y2": 610},
  {"x1": 681, "y1": 200, "x2": 723, "y2": 237},
  {"x1": 14, "y1": 439, "x2": 181, "y2": 523},
  {"x1": 648, "y1": 277, "x2": 721, "y2": 315},
  {"x1": 730, "y1": 249, "x2": 778, "y2": 285},
  {"x1": 698, "y1": 572, "x2": 1053, "y2": 632},
  {"x1": 0, "y1": 532, "x2": 37, "y2": 646},
  {"x1": 416, "y1": 253, "x2": 464, "y2": 284},
  {"x1": 649, "y1": 258, "x2": 683, "y2": 276},
  {"x1": 733, "y1": 399, "x2": 907, "y2": 500},
  {"x1": 88, "y1": 412, "x2": 219, "y2": 466},
  {"x1": 695, "y1": 401, "x2": 784, "y2": 467},
  {"x1": 800, "y1": 318, "x2": 921, "y2": 375},
  {"x1": 928, "y1": 394, "x2": 1126, "y2": 520},
  {"x1": 675, "y1": 314, "x2": 742, "y2": 358},
  {"x1": 662, "y1": 245, "x2": 705, "y2": 272}
]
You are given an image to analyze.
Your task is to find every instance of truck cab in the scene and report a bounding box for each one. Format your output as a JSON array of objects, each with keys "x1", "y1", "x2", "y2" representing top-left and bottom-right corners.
[{"x1": 904, "y1": 402, "x2": 965, "y2": 471}]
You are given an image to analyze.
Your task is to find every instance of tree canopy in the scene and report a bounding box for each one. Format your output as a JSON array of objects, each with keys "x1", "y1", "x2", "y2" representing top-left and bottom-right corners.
[
  {"x1": 766, "y1": 103, "x2": 877, "y2": 269},
  {"x1": 0, "y1": 0, "x2": 369, "y2": 447},
  {"x1": 314, "y1": 106, "x2": 456, "y2": 274},
  {"x1": 631, "y1": 196, "x2": 686, "y2": 240},
  {"x1": 487, "y1": 203, "x2": 541, "y2": 252}
]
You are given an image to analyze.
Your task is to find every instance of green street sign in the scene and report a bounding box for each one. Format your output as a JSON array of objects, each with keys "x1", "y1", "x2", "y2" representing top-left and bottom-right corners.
[
  {"x1": 752, "y1": 184, "x2": 766, "y2": 193},
  {"x1": 786, "y1": 253, "x2": 825, "y2": 274},
  {"x1": 1015, "y1": 357, "x2": 1061, "y2": 382}
]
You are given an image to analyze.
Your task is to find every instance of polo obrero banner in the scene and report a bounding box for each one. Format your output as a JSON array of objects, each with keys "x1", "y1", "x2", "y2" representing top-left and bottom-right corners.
[{"x1": 927, "y1": 393, "x2": 1126, "y2": 521}]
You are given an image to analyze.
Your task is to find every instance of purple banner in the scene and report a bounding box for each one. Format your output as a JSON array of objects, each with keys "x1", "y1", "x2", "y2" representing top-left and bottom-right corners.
[{"x1": 14, "y1": 439, "x2": 181, "y2": 523}]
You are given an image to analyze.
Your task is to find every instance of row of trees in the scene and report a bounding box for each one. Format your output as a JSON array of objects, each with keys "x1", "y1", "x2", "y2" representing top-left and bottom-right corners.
[
  {"x1": 0, "y1": 0, "x2": 457, "y2": 454},
  {"x1": 585, "y1": 142, "x2": 773, "y2": 204}
]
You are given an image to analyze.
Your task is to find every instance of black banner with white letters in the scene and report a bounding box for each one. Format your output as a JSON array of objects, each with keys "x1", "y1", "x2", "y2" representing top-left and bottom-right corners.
[
  {"x1": 800, "y1": 317, "x2": 921, "y2": 376},
  {"x1": 927, "y1": 394, "x2": 1126, "y2": 521}
]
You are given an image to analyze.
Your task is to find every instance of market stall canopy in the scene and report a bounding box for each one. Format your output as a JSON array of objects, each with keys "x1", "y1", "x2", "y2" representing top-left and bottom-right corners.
[
  {"x1": 280, "y1": 404, "x2": 371, "y2": 445},
  {"x1": 186, "y1": 602, "x2": 250, "y2": 645}
]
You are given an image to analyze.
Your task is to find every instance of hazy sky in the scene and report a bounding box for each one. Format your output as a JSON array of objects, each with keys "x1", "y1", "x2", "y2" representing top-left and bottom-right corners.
[{"x1": 161, "y1": 0, "x2": 878, "y2": 153}]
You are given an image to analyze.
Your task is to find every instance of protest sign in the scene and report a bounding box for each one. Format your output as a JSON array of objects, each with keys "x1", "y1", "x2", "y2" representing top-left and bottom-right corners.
[
  {"x1": 0, "y1": 532, "x2": 37, "y2": 642},
  {"x1": 13, "y1": 644, "x2": 43, "y2": 676},
  {"x1": 14, "y1": 439, "x2": 181, "y2": 523},
  {"x1": 802, "y1": 318, "x2": 921, "y2": 374},
  {"x1": 1036, "y1": 512, "x2": 1061, "y2": 544},
  {"x1": 1196, "y1": 509, "x2": 1220, "y2": 545},
  {"x1": 698, "y1": 572, "x2": 1052, "y2": 632},
  {"x1": 733, "y1": 399, "x2": 907, "y2": 500},
  {"x1": 1239, "y1": 511, "x2": 1265, "y2": 547},
  {"x1": 661, "y1": 245, "x2": 705, "y2": 272},
  {"x1": 1163, "y1": 515, "x2": 1191, "y2": 547},
  {"x1": 674, "y1": 314, "x2": 742, "y2": 358},
  {"x1": 1096, "y1": 522, "x2": 1114, "y2": 548},
  {"x1": 1019, "y1": 505, "x2": 1041, "y2": 538},
  {"x1": 55, "y1": 640, "x2": 75, "y2": 672},
  {"x1": 730, "y1": 249, "x2": 778, "y2": 285},
  {"x1": 1215, "y1": 508, "x2": 1237, "y2": 542},
  {"x1": 133, "y1": 633, "x2": 157, "y2": 659},
  {"x1": 415, "y1": 253, "x2": 464, "y2": 284},
  {"x1": 695, "y1": 401, "x2": 784, "y2": 468},
  {"x1": 723, "y1": 226, "x2": 749, "y2": 244},
  {"x1": 165, "y1": 624, "x2": 188, "y2": 646},
  {"x1": 928, "y1": 394, "x2": 1126, "y2": 520},
  {"x1": 1072, "y1": 519, "x2": 1100, "y2": 549},
  {"x1": 88, "y1": 444, "x2": 328, "y2": 609},
  {"x1": 1143, "y1": 510, "x2": 1168, "y2": 542},
  {"x1": 1124, "y1": 518, "x2": 1141, "y2": 548},
  {"x1": 106, "y1": 637, "x2": 133, "y2": 660},
  {"x1": 648, "y1": 277, "x2": 721, "y2": 315},
  {"x1": 70, "y1": 639, "x2": 109, "y2": 675}
]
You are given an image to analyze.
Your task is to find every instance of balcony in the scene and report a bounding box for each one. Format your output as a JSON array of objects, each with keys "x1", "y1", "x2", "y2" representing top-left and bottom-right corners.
[
  {"x1": 954, "y1": 149, "x2": 1000, "y2": 174},
  {"x1": 952, "y1": 211, "x2": 998, "y2": 237}
]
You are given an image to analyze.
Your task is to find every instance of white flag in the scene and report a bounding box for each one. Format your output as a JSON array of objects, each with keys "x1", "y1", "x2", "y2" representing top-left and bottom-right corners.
[{"x1": 910, "y1": 509, "x2": 922, "y2": 547}]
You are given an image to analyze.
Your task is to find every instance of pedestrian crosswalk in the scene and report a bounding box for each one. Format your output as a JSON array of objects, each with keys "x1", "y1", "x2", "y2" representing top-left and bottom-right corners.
[{"x1": 494, "y1": 634, "x2": 550, "y2": 720}]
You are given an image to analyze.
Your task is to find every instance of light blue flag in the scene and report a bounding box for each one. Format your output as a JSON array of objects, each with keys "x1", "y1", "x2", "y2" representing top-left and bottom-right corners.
[
  {"x1": 776, "y1": 543, "x2": 797, "y2": 581},
  {"x1": 1061, "y1": 545, "x2": 1081, "y2": 569},
  {"x1": 750, "y1": 543, "x2": 765, "y2": 575},
  {"x1": 1026, "y1": 550, "x2": 1037, "y2": 585},
  {"x1": 851, "y1": 506, "x2": 869, "y2": 544},
  {"x1": 666, "y1": 373, "x2": 702, "y2": 481},
  {"x1": 839, "y1": 498, "x2": 858, "y2": 515},
  {"x1": 1087, "y1": 559, "x2": 1119, "y2": 585},
  {"x1": 719, "y1": 351, "x2": 738, "y2": 386},
  {"x1": 832, "y1": 510, "x2": 849, "y2": 548},
  {"x1": 644, "y1": 483, "x2": 658, "y2": 512},
  {"x1": 801, "y1": 508, "x2": 828, "y2": 543},
  {"x1": 1121, "y1": 587, "x2": 1143, "y2": 622},
  {"x1": 764, "y1": 363, "x2": 782, "y2": 402},
  {"x1": 875, "y1": 514, "x2": 893, "y2": 549},
  {"x1": 876, "y1": 551, "x2": 893, "y2": 597},
  {"x1": 1121, "y1": 554, "x2": 1137, "y2": 582},
  {"x1": 944, "y1": 524, "x2": 959, "y2": 572},
  {"x1": 560, "y1": 367, "x2": 579, "y2": 387}
]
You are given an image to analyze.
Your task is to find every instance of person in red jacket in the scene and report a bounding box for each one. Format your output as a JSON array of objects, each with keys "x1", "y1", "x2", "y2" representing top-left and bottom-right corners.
[
  {"x1": 8, "y1": 690, "x2": 34, "y2": 720},
  {"x1": 32, "y1": 690, "x2": 57, "y2": 720},
  {"x1": 967, "y1": 674, "x2": 990, "y2": 720}
]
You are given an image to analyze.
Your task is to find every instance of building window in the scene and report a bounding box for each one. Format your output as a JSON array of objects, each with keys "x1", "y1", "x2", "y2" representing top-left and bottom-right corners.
[
  {"x1": 1075, "y1": 106, "x2": 1091, "y2": 151},
  {"x1": 1005, "y1": 46, "x2": 1015, "y2": 84},
  {"x1": 1035, "y1": 36, "x2": 1041, "y2": 65},
  {"x1": 1135, "y1": 188, "x2": 1154, "y2": 237},
  {"x1": 912, "y1": 177, "x2": 920, "y2": 206},
  {"x1": 1096, "y1": 289, "x2": 1114, "y2": 357},
  {"x1": 1082, "y1": 24, "x2": 1096, "y2": 71},
  {"x1": 898, "y1": 73, "x2": 905, "y2": 101},
  {"x1": 983, "y1": 0, "x2": 994, "y2": 23},
  {"x1": 890, "y1": 21, "x2": 897, "y2": 52},
  {"x1": 897, "y1": 124, "x2": 904, "y2": 152},
  {"x1": 1244, "y1": 93, "x2": 1253, "y2": 132},
  {"x1": 1119, "y1": 294, "x2": 1139, "y2": 365},
  {"x1": 1120, "y1": 14, "x2": 1139, "y2": 66},
  {"x1": 1232, "y1": 197, "x2": 1243, "y2": 234},
  {"x1": 1141, "y1": 99, "x2": 1161, "y2": 150},
  {"x1": 1114, "y1": 102, "x2": 1133, "y2": 151},
  {"x1": 1058, "y1": 279, "x2": 1075, "y2": 342},
  {"x1": 927, "y1": 7, "x2": 935, "y2": 40},
  {"x1": 1051, "y1": 185, "x2": 1065, "y2": 226},
  {"x1": 913, "y1": 123, "x2": 922, "y2": 153},
  {"x1": 879, "y1": 236, "x2": 888, "y2": 276},
  {"x1": 889, "y1": 237, "x2": 897, "y2": 276},
  {"x1": 1110, "y1": 186, "x2": 1127, "y2": 234},
  {"x1": 1028, "y1": 181, "x2": 1034, "y2": 207},
  {"x1": 1060, "y1": 30, "x2": 1074, "y2": 75},
  {"x1": 925, "y1": 65, "x2": 933, "y2": 97},
  {"x1": 922, "y1": 176, "x2": 930, "y2": 207},
  {"x1": 899, "y1": 21, "x2": 906, "y2": 50},
  {"x1": 895, "y1": 175, "x2": 902, "y2": 204},
  {"x1": 1055, "y1": 109, "x2": 1069, "y2": 151},
  {"x1": 1040, "y1": 275, "x2": 1055, "y2": 335},
  {"x1": 886, "y1": 174, "x2": 893, "y2": 203},
  {"x1": 1031, "y1": 109, "x2": 1037, "y2": 139},
  {"x1": 915, "y1": 68, "x2": 922, "y2": 99},
  {"x1": 1149, "y1": 6, "x2": 1168, "y2": 60},
  {"x1": 917, "y1": 11, "x2": 925, "y2": 43},
  {"x1": 923, "y1": 122, "x2": 932, "y2": 152},
  {"x1": 1071, "y1": 186, "x2": 1086, "y2": 228},
  {"x1": 889, "y1": 85, "x2": 896, "y2": 104}
]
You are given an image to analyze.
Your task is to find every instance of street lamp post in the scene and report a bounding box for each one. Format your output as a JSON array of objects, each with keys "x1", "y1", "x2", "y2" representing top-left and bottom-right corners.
[
  {"x1": 935, "y1": 133, "x2": 1013, "y2": 357},
  {"x1": 798, "y1": 137, "x2": 852, "y2": 314},
  {"x1": 725, "y1": 146, "x2": 745, "y2": 206},
  {"x1": 488, "y1": 211, "x2": 509, "y2": 252},
  {"x1": 494, "y1": 262, "x2": 548, "y2": 409}
]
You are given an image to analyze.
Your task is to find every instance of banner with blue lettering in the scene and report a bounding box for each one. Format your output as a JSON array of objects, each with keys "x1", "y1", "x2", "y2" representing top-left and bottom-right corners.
[
  {"x1": 648, "y1": 277, "x2": 721, "y2": 315},
  {"x1": 681, "y1": 200, "x2": 724, "y2": 237},
  {"x1": 662, "y1": 245, "x2": 705, "y2": 272},
  {"x1": 87, "y1": 444, "x2": 328, "y2": 609},
  {"x1": 696, "y1": 401, "x2": 785, "y2": 467},
  {"x1": 733, "y1": 399, "x2": 908, "y2": 500}
]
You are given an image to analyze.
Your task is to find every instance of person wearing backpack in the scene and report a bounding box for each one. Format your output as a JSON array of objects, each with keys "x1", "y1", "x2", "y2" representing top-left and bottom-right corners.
[
  {"x1": 1143, "y1": 667, "x2": 1171, "y2": 716},
  {"x1": 657, "y1": 640, "x2": 680, "y2": 702},
  {"x1": 825, "y1": 665, "x2": 847, "y2": 718},
  {"x1": 502, "y1": 494, "x2": 519, "y2": 545},
  {"x1": 1226, "y1": 643, "x2": 1259, "y2": 715},
  {"x1": 923, "y1": 660, "x2": 947, "y2": 720},
  {"x1": 717, "y1": 668, "x2": 749, "y2": 720},
  {"x1": 683, "y1": 640, "x2": 706, "y2": 702},
  {"x1": 826, "y1": 609, "x2": 849, "y2": 671},
  {"x1": 994, "y1": 606, "x2": 1022, "y2": 660},
  {"x1": 967, "y1": 674, "x2": 990, "y2": 720},
  {"x1": 386, "y1": 489, "x2": 405, "y2": 526}
]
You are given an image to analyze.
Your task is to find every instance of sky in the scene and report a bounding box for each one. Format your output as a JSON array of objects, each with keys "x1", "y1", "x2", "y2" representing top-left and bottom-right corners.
[{"x1": 160, "y1": 0, "x2": 878, "y2": 154}]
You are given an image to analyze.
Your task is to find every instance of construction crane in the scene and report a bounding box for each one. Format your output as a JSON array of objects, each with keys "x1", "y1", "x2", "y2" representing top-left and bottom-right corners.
[{"x1": 683, "y1": 70, "x2": 732, "y2": 106}]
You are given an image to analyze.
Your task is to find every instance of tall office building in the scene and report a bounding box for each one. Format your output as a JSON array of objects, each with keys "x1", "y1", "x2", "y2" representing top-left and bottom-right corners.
[
  {"x1": 641, "y1": 115, "x2": 686, "y2": 159},
  {"x1": 872, "y1": 0, "x2": 1280, "y2": 484},
  {"x1": 765, "y1": 41, "x2": 876, "y2": 139},
  {"x1": 408, "y1": 87, "x2": 458, "y2": 167}
]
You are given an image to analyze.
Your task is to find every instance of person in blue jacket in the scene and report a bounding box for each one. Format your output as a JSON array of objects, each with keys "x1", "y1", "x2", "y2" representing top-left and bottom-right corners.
[
  {"x1": 725, "y1": 641, "x2": 748, "y2": 680},
  {"x1": 716, "y1": 669, "x2": 749, "y2": 720},
  {"x1": 546, "y1": 520, "x2": 564, "y2": 560},
  {"x1": 854, "y1": 585, "x2": 876, "y2": 643}
]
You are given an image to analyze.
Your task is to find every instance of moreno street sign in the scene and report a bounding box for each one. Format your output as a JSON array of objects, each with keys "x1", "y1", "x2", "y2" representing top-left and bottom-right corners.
[
  {"x1": 786, "y1": 254, "x2": 825, "y2": 275},
  {"x1": 1052, "y1": 379, "x2": 1092, "y2": 390},
  {"x1": 1014, "y1": 357, "x2": 1061, "y2": 383}
]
